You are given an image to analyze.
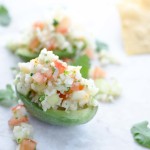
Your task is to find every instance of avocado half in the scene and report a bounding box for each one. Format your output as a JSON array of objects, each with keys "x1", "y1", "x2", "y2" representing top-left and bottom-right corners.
[
  {"x1": 15, "y1": 48, "x2": 76, "y2": 61},
  {"x1": 17, "y1": 91, "x2": 98, "y2": 126},
  {"x1": 16, "y1": 48, "x2": 39, "y2": 62},
  {"x1": 53, "y1": 49, "x2": 76, "y2": 59}
]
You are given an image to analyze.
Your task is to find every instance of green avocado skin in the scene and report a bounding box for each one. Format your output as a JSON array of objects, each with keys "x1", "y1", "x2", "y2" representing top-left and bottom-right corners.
[
  {"x1": 15, "y1": 48, "x2": 75, "y2": 61},
  {"x1": 17, "y1": 92, "x2": 98, "y2": 126},
  {"x1": 53, "y1": 49, "x2": 76, "y2": 59},
  {"x1": 16, "y1": 48, "x2": 39, "y2": 62}
]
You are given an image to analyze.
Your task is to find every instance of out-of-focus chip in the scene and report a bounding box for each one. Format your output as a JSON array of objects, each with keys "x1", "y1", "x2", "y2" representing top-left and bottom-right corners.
[{"x1": 118, "y1": 0, "x2": 150, "y2": 55}]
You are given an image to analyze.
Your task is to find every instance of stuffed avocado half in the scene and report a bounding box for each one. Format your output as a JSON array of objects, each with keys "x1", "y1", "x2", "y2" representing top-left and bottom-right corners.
[
  {"x1": 7, "y1": 13, "x2": 92, "y2": 61},
  {"x1": 15, "y1": 49, "x2": 99, "y2": 126},
  {"x1": 17, "y1": 92, "x2": 98, "y2": 126}
]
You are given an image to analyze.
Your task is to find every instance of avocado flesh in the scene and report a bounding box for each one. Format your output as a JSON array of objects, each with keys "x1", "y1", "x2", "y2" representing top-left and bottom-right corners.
[{"x1": 17, "y1": 91, "x2": 98, "y2": 126}]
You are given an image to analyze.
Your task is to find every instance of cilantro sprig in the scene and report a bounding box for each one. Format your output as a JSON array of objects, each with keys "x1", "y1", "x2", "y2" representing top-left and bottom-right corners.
[
  {"x1": 71, "y1": 55, "x2": 90, "y2": 79},
  {"x1": 0, "y1": 84, "x2": 17, "y2": 106},
  {"x1": 95, "y1": 40, "x2": 108, "y2": 52},
  {"x1": 0, "y1": 5, "x2": 11, "y2": 26},
  {"x1": 131, "y1": 121, "x2": 150, "y2": 148},
  {"x1": 53, "y1": 19, "x2": 59, "y2": 27}
]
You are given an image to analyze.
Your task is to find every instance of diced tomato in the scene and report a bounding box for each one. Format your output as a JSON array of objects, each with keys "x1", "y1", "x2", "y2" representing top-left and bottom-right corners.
[
  {"x1": 56, "y1": 28, "x2": 68, "y2": 34},
  {"x1": 57, "y1": 91, "x2": 68, "y2": 100},
  {"x1": 71, "y1": 83, "x2": 84, "y2": 91},
  {"x1": 32, "y1": 72, "x2": 47, "y2": 84},
  {"x1": 56, "y1": 17, "x2": 70, "y2": 34},
  {"x1": 20, "y1": 139, "x2": 37, "y2": 150},
  {"x1": 8, "y1": 117, "x2": 29, "y2": 127},
  {"x1": 33, "y1": 21, "x2": 45, "y2": 30},
  {"x1": 57, "y1": 90, "x2": 73, "y2": 100},
  {"x1": 12, "y1": 104, "x2": 24, "y2": 111},
  {"x1": 29, "y1": 37, "x2": 40, "y2": 51},
  {"x1": 54, "y1": 60, "x2": 66, "y2": 74},
  {"x1": 57, "y1": 83, "x2": 84, "y2": 100},
  {"x1": 92, "y1": 67, "x2": 106, "y2": 79}
]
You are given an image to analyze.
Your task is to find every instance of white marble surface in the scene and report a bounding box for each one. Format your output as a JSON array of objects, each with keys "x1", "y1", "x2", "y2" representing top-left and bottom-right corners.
[{"x1": 0, "y1": 0, "x2": 150, "y2": 150}]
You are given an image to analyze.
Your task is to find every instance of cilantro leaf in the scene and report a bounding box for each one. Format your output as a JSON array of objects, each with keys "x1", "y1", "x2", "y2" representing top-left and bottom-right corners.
[
  {"x1": 71, "y1": 55, "x2": 90, "y2": 79},
  {"x1": 95, "y1": 40, "x2": 108, "y2": 52},
  {"x1": 38, "y1": 94, "x2": 45, "y2": 102},
  {"x1": 0, "y1": 5, "x2": 11, "y2": 26},
  {"x1": 131, "y1": 121, "x2": 150, "y2": 148},
  {"x1": 53, "y1": 19, "x2": 59, "y2": 27},
  {"x1": 0, "y1": 84, "x2": 16, "y2": 101}
]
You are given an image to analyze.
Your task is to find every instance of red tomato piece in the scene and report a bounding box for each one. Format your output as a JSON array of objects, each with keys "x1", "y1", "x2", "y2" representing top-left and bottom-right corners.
[{"x1": 20, "y1": 139, "x2": 37, "y2": 150}]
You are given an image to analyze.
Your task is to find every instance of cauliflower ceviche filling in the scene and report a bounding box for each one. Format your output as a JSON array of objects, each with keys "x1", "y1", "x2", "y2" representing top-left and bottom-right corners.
[
  {"x1": 9, "y1": 12, "x2": 96, "y2": 60},
  {"x1": 30, "y1": 16, "x2": 88, "y2": 54},
  {"x1": 15, "y1": 49, "x2": 98, "y2": 111},
  {"x1": 8, "y1": 100, "x2": 37, "y2": 150}
]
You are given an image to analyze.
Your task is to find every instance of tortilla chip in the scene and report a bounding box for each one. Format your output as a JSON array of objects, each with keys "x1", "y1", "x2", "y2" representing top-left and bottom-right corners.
[{"x1": 118, "y1": 0, "x2": 150, "y2": 55}]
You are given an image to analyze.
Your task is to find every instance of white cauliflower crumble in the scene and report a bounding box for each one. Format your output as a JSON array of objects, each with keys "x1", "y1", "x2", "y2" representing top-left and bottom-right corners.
[
  {"x1": 7, "y1": 12, "x2": 94, "y2": 59},
  {"x1": 13, "y1": 123, "x2": 33, "y2": 143},
  {"x1": 8, "y1": 101, "x2": 36, "y2": 149},
  {"x1": 98, "y1": 50, "x2": 120, "y2": 66},
  {"x1": 15, "y1": 49, "x2": 99, "y2": 111},
  {"x1": 95, "y1": 78, "x2": 121, "y2": 102}
]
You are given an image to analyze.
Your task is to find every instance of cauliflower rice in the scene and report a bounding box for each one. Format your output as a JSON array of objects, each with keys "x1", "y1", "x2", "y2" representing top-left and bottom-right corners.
[
  {"x1": 8, "y1": 12, "x2": 96, "y2": 60},
  {"x1": 15, "y1": 49, "x2": 98, "y2": 111}
]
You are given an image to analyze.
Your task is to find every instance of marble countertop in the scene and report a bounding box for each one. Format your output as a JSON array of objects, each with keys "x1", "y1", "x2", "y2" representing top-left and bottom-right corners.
[{"x1": 0, "y1": 0, "x2": 150, "y2": 150}]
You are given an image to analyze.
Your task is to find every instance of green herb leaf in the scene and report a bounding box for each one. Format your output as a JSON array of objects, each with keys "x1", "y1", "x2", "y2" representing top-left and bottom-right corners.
[
  {"x1": 0, "y1": 5, "x2": 11, "y2": 26},
  {"x1": 71, "y1": 55, "x2": 90, "y2": 79},
  {"x1": 53, "y1": 19, "x2": 59, "y2": 27},
  {"x1": 30, "y1": 73, "x2": 34, "y2": 76},
  {"x1": 0, "y1": 84, "x2": 16, "y2": 101},
  {"x1": 95, "y1": 40, "x2": 108, "y2": 52},
  {"x1": 53, "y1": 48, "x2": 76, "y2": 59},
  {"x1": 64, "y1": 70, "x2": 69, "y2": 75},
  {"x1": 131, "y1": 121, "x2": 150, "y2": 148},
  {"x1": 38, "y1": 94, "x2": 45, "y2": 102}
]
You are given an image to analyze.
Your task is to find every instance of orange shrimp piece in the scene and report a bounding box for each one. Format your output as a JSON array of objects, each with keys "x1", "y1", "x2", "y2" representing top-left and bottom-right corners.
[
  {"x1": 56, "y1": 17, "x2": 70, "y2": 34},
  {"x1": 33, "y1": 21, "x2": 45, "y2": 30},
  {"x1": 54, "y1": 60, "x2": 66, "y2": 74},
  {"x1": 32, "y1": 72, "x2": 47, "y2": 84},
  {"x1": 43, "y1": 69, "x2": 53, "y2": 79},
  {"x1": 92, "y1": 66, "x2": 106, "y2": 79},
  {"x1": 71, "y1": 83, "x2": 84, "y2": 91},
  {"x1": 8, "y1": 117, "x2": 29, "y2": 127},
  {"x1": 29, "y1": 37, "x2": 40, "y2": 51},
  {"x1": 47, "y1": 44, "x2": 56, "y2": 51},
  {"x1": 20, "y1": 139, "x2": 37, "y2": 150},
  {"x1": 85, "y1": 49, "x2": 95, "y2": 59},
  {"x1": 11, "y1": 104, "x2": 25, "y2": 111}
]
